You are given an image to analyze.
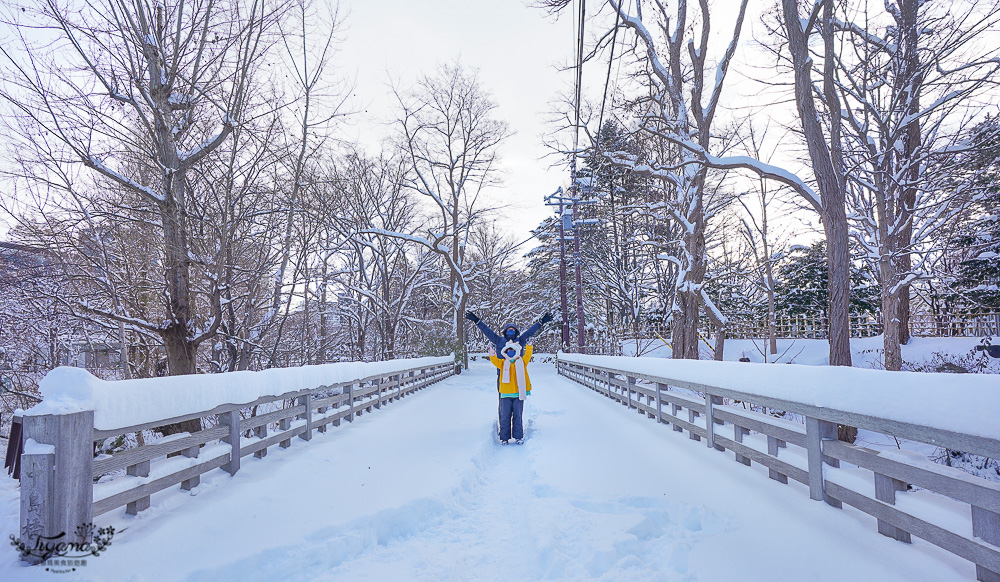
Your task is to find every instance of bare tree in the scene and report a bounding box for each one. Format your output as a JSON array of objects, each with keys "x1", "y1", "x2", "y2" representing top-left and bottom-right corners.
[
  {"x1": 333, "y1": 151, "x2": 437, "y2": 361},
  {"x1": 382, "y1": 62, "x2": 510, "y2": 371},
  {"x1": 579, "y1": 0, "x2": 749, "y2": 359},
  {"x1": 464, "y1": 223, "x2": 534, "y2": 337},
  {"x1": 263, "y1": 0, "x2": 350, "y2": 367},
  {"x1": 735, "y1": 122, "x2": 797, "y2": 358},
  {"x1": 831, "y1": 0, "x2": 1000, "y2": 370},
  {"x1": 1, "y1": 0, "x2": 284, "y2": 432},
  {"x1": 555, "y1": 0, "x2": 864, "y2": 366}
]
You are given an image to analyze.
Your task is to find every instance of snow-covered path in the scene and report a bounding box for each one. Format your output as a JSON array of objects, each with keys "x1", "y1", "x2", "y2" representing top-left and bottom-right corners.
[{"x1": 1, "y1": 360, "x2": 973, "y2": 581}]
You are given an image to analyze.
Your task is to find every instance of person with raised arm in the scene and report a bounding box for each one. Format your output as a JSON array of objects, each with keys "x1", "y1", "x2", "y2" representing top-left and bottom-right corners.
[{"x1": 466, "y1": 311, "x2": 553, "y2": 444}]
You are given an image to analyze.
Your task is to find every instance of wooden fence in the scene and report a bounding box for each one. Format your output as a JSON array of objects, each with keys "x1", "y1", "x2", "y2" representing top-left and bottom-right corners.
[
  {"x1": 17, "y1": 358, "x2": 454, "y2": 564},
  {"x1": 621, "y1": 312, "x2": 1000, "y2": 342},
  {"x1": 557, "y1": 355, "x2": 1000, "y2": 581},
  {"x1": 727, "y1": 314, "x2": 883, "y2": 339}
]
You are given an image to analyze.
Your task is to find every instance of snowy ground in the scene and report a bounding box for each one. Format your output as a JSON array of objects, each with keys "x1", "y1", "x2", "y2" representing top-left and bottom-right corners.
[{"x1": 0, "y1": 360, "x2": 978, "y2": 581}]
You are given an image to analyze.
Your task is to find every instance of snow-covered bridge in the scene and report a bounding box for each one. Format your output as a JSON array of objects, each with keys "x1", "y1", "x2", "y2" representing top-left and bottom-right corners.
[{"x1": 2, "y1": 357, "x2": 998, "y2": 581}]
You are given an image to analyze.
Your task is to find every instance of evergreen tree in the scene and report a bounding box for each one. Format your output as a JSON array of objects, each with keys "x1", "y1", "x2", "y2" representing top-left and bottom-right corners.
[
  {"x1": 774, "y1": 241, "x2": 880, "y2": 318},
  {"x1": 947, "y1": 116, "x2": 1000, "y2": 311}
]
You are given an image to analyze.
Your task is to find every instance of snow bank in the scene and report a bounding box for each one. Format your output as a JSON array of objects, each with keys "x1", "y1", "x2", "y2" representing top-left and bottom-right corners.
[
  {"x1": 26, "y1": 356, "x2": 453, "y2": 431},
  {"x1": 558, "y1": 352, "x2": 1000, "y2": 441},
  {"x1": 623, "y1": 335, "x2": 996, "y2": 368}
]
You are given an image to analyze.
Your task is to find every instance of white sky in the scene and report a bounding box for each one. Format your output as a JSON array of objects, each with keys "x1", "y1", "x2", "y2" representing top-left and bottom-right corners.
[
  {"x1": 340, "y1": 0, "x2": 577, "y2": 251},
  {"x1": 336, "y1": 0, "x2": 821, "y2": 256}
]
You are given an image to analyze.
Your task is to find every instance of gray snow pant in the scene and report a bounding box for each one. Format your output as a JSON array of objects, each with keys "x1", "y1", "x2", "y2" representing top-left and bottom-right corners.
[{"x1": 498, "y1": 396, "x2": 524, "y2": 441}]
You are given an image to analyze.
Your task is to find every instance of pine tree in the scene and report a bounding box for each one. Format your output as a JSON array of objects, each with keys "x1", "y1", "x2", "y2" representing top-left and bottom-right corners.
[
  {"x1": 774, "y1": 241, "x2": 880, "y2": 318},
  {"x1": 947, "y1": 117, "x2": 1000, "y2": 311}
]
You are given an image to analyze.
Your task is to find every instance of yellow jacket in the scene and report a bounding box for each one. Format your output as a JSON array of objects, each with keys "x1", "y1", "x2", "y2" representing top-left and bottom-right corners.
[{"x1": 490, "y1": 345, "x2": 533, "y2": 397}]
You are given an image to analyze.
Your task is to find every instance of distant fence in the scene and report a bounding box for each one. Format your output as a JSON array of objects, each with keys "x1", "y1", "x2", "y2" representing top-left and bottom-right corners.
[
  {"x1": 727, "y1": 314, "x2": 883, "y2": 339},
  {"x1": 557, "y1": 353, "x2": 1000, "y2": 581},
  {"x1": 16, "y1": 356, "x2": 454, "y2": 564},
  {"x1": 621, "y1": 312, "x2": 1000, "y2": 342}
]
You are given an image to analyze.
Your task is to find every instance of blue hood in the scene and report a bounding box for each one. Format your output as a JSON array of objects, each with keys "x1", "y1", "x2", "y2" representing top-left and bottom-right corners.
[{"x1": 501, "y1": 323, "x2": 520, "y2": 340}]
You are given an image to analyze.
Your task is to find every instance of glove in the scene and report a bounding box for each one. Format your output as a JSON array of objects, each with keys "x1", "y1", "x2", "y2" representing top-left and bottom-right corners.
[
  {"x1": 540, "y1": 312, "x2": 554, "y2": 325},
  {"x1": 465, "y1": 311, "x2": 480, "y2": 323}
]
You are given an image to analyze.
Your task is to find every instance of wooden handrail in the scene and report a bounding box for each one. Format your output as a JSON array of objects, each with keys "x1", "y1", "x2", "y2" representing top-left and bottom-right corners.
[
  {"x1": 17, "y1": 359, "x2": 455, "y2": 564},
  {"x1": 556, "y1": 355, "x2": 1000, "y2": 581}
]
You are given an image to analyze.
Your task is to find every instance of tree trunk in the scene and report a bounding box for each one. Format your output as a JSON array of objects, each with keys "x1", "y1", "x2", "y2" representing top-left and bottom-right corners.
[
  {"x1": 882, "y1": 288, "x2": 903, "y2": 371},
  {"x1": 767, "y1": 282, "x2": 778, "y2": 356},
  {"x1": 824, "y1": 212, "x2": 853, "y2": 367},
  {"x1": 782, "y1": 0, "x2": 852, "y2": 367},
  {"x1": 704, "y1": 303, "x2": 727, "y2": 362},
  {"x1": 158, "y1": 172, "x2": 204, "y2": 436},
  {"x1": 895, "y1": 0, "x2": 921, "y2": 348},
  {"x1": 456, "y1": 293, "x2": 468, "y2": 373},
  {"x1": 671, "y1": 289, "x2": 702, "y2": 360},
  {"x1": 160, "y1": 324, "x2": 202, "y2": 435}
]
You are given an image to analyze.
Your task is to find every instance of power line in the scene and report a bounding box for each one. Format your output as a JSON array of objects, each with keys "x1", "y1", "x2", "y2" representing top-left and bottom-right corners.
[
  {"x1": 572, "y1": 0, "x2": 586, "y2": 166},
  {"x1": 596, "y1": 1, "x2": 624, "y2": 140}
]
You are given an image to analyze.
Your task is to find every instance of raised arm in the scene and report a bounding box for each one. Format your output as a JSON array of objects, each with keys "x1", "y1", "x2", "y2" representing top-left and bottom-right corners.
[
  {"x1": 518, "y1": 312, "x2": 553, "y2": 345},
  {"x1": 466, "y1": 311, "x2": 502, "y2": 346}
]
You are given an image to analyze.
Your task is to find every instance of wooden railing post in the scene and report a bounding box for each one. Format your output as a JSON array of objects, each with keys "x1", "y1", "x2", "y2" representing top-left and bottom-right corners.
[
  {"x1": 626, "y1": 376, "x2": 635, "y2": 409},
  {"x1": 704, "y1": 394, "x2": 724, "y2": 451},
  {"x1": 218, "y1": 410, "x2": 241, "y2": 475},
  {"x1": 317, "y1": 403, "x2": 328, "y2": 434},
  {"x1": 254, "y1": 423, "x2": 269, "y2": 457},
  {"x1": 805, "y1": 416, "x2": 841, "y2": 508},
  {"x1": 19, "y1": 444, "x2": 54, "y2": 565},
  {"x1": 180, "y1": 445, "x2": 200, "y2": 490},
  {"x1": 126, "y1": 460, "x2": 151, "y2": 514},
  {"x1": 767, "y1": 436, "x2": 788, "y2": 484},
  {"x1": 689, "y1": 408, "x2": 702, "y2": 441},
  {"x1": 874, "y1": 473, "x2": 911, "y2": 543},
  {"x1": 279, "y1": 415, "x2": 292, "y2": 448},
  {"x1": 973, "y1": 505, "x2": 1000, "y2": 582},
  {"x1": 655, "y1": 382, "x2": 666, "y2": 424},
  {"x1": 348, "y1": 382, "x2": 356, "y2": 420},
  {"x1": 734, "y1": 425, "x2": 751, "y2": 465},
  {"x1": 19, "y1": 410, "x2": 94, "y2": 564},
  {"x1": 298, "y1": 393, "x2": 312, "y2": 441}
]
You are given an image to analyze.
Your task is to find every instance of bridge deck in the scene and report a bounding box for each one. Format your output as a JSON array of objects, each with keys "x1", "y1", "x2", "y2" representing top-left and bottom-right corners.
[{"x1": 0, "y1": 361, "x2": 973, "y2": 580}]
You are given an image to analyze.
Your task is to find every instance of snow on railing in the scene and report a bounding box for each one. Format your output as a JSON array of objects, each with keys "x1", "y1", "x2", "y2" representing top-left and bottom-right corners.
[
  {"x1": 15, "y1": 356, "x2": 455, "y2": 565},
  {"x1": 556, "y1": 352, "x2": 1000, "y2": 582}
]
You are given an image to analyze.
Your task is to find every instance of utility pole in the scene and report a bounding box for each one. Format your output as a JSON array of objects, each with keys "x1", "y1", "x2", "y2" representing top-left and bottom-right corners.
[
  {"x1": 547, "y1": 182, "x2": 599, "y2": 353},
  {"x1": 545, "y1": 187, "x2": 572, "y2": 350},
  {"x1": 570, "y1": 166, "x2": 587, "y2": 354}
]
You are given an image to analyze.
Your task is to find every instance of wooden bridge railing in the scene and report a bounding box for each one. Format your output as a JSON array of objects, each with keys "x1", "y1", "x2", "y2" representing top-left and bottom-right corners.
[
  {"x1": 556, "y1": 352, "x2": 1000, "y2": 582},
  {"x1": 17, "y1": 356, "x2": 454, "y2": 564}
]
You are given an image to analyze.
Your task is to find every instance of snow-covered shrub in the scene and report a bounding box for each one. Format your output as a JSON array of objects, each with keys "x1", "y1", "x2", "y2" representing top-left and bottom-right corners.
[
  {"x1": 901, "y1": 343, "x2": 1000, "y2": 482},
  {"x1": 931, "y1": 449, "x2": 1000, "y2": 483},
  {"x1": 901, "y1": 349, "x2": 1000, "y2": 375}
]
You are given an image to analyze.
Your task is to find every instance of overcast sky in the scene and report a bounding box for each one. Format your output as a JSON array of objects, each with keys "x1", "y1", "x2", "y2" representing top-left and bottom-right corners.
[{"x1": 341, "y1": 0, "x2": 578, "y2": 251}]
